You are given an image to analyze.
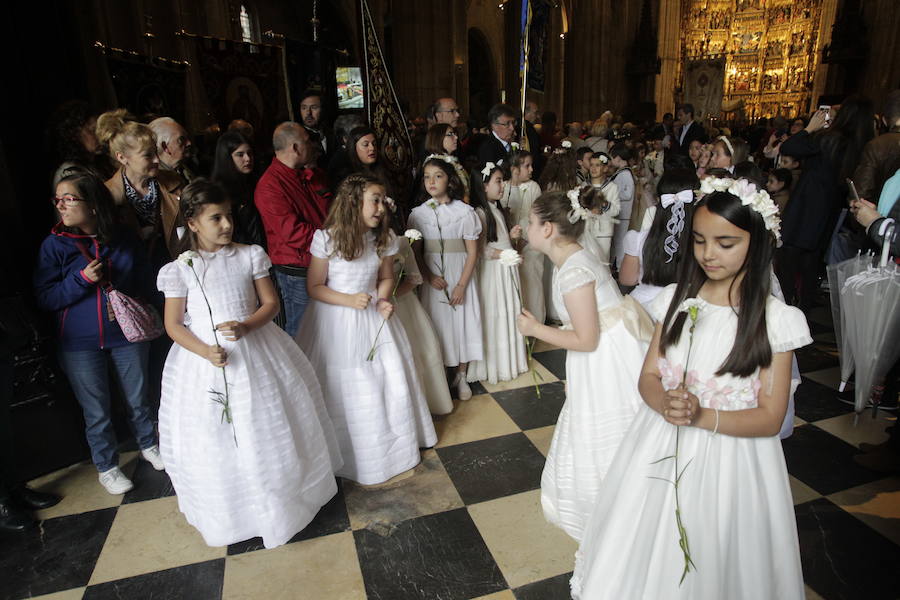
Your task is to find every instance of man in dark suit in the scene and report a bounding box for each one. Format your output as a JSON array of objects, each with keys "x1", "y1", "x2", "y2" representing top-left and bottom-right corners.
[
  {"x1": 673, "y1": 103, "x2": 708, "y2": 155},
  {"x1": 478, "y1": 104, "x2": 517, "y2": 168}
]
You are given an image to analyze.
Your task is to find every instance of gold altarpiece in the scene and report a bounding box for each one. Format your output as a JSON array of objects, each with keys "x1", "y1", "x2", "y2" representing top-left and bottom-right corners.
[{"x1": 679, "y1": 0, "x2": 827, "y2": 120}]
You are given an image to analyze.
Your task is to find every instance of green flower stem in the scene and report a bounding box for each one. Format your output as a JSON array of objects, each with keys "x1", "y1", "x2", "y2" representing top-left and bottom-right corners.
[
  {"x1": 366, "y1": 262, "x2": 405, "y2": 361},
  {"x1": 188, "y1": 262, "x2": 237, "y2": 446},
  {"x1": 673, "y1": 313, "x2": 699, "y2": 584},
  {"x1": 512, "y1": 274, "x2": 542, "y2": 398},
  {"x1": 430, "y1": 204, "x2": 456, "y2": 311}
]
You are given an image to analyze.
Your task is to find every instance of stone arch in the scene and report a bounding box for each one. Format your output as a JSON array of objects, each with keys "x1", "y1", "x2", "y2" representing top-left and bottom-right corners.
[{"x1": 468, "y1": 27, "x2": 498, "y2": 124}]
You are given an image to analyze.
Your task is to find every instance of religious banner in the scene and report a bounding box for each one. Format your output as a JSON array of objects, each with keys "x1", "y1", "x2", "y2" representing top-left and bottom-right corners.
[
  {"x1": 526, "y1": 1, "x2": 550, "y2": 92},
  {"x1": 188, "y1": 35, "x2": 283, "y2": 138},
  {"x1": 101, "y1": 45, "x2": 188, "y2": 123},
  {"x1": 684, "y1": 58, "x2": 725, "y2": 119},
  {"x1": 359, "y1": 0, "x2": 414, "y2": 210}
]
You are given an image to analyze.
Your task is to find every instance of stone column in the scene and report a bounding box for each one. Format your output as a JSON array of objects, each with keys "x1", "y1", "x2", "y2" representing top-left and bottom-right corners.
[{"x1": 654, "y1": 0, "x2": 680, "y2": 120}]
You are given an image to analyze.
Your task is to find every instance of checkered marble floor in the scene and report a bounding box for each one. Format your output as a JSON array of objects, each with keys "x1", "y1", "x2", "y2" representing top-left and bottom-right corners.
[{"x1": 3, "y1": 305, "x2": 899, "y2": 600}]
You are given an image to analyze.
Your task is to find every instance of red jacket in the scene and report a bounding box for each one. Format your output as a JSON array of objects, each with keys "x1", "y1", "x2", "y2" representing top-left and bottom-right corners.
[{"x1": 254, "y1": 158, "x2": 332, "y2": 267}]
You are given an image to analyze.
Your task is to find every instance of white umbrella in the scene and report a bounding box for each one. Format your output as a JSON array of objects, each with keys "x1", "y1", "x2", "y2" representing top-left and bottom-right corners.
[{"x1": 839, "y1": 224, "x2": 900, "y2": 413}]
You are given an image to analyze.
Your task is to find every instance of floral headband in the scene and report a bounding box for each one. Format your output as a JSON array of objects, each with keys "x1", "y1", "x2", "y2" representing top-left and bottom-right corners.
[
  {"x1": 565, "y1": 187, "x2": 593, "y2": 224},
  {"x1": 716, "y1": 135, "x2": 735, "y2": 156},
  {"x1": 480, "y1": 160, "x2": 503, "y2": 181},
  {"x1": 698, "y1": 177, "x2": 781, "y2": 240},
  {"x1": 425, "y1": 153, "x2": 456, "y2": 166}
]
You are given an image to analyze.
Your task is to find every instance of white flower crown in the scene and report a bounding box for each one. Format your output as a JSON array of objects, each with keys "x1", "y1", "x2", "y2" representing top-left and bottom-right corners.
[
  {"x1": 697, "y1": 177, "x2": 781, "y2": 241},
  {"x1": 566, "y1": 188, "x2": 593, "y2": 224},
  {"x1": 425, "y1": 153, "x2": 457, "y2": 166}
]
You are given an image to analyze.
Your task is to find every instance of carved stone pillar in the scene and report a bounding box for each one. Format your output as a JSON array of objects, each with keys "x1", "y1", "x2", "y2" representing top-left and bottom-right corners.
[{"x1": 654, "y1": 0, "x2": 680, "y2": 120}]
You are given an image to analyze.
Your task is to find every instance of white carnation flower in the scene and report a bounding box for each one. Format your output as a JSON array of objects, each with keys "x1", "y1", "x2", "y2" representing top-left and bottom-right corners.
[
  {"x1": 404, "y1": 228, "x2": 423, "y2": 242},
  {"x1": 498, "y1": 248, "x2": 523, "y2": 267},
  {"x1": 177, "y1": 250, "x2": 199, "y2": 266},
  {"x1": 561, "y1": 140, "x2": 572, "y2": 149}
]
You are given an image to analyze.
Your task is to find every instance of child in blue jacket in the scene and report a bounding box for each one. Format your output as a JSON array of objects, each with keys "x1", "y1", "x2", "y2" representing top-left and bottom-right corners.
[{"x1": 34, "y1": 172, "x2": 163, "y2": 495}]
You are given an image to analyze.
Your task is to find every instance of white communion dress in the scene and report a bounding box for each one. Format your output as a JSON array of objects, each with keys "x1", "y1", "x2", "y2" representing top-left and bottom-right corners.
[
  {"x1": 505, "y1": 179, "x2": 545, "y2": 323},
  {"x1": 541, "y1": 249, "x2": 653, "y2": 541},
  {"x1": 295, "y1": 231, "x2": 437, "y2": 485},
  {"x1": 393, "y1": 236, "x2": 454, "y2": 415},
  {"x1": 571, "y1": 284, "x2": 811, "y2": 600},
  {"x1": 467, "y1": 201, "x2": 528, "y2": 384},
  {"x1": 157, "y1": 243, "x2": 342, "y2": 549},
  {"x1": 407, "y1": 199, "x2": 484, "y2": 366}
]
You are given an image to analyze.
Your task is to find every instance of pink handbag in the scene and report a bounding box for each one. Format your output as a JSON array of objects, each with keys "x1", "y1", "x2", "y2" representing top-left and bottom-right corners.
[
  {"x1": 103, "y1": 286, "x2": 164, "y2": 343},
  {"x1": 76, "y1": 241, "x2": 164, "y2": 343}
]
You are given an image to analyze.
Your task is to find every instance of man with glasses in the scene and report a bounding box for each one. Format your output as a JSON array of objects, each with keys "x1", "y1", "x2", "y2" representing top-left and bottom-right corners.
[
  {"x1": 428, "y1": 97, "x2": 461, "y2": 128},
  {"x1": 478, "y1": 103, "x2": 517, "y2": 168}
]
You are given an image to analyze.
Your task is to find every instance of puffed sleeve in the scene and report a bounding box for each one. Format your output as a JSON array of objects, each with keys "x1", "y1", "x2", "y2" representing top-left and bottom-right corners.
[
  {"x1": 157, "y1": 262, "x2": 188, "y2": 297},
  {"x1": 461, "y1": 205, "x2": 483, "y2": 241},
  {"x1": 647, "y1": 283, "x2": 678, "y2": 323},
  {"x1": 557, "y1": 265, "x2": 597, "y2": 295},
  {"x1": 406, "y1": 207, "x2": 423, "y2": 233},
  {"x1": 767, "y1": 297, "x2": 813, "y2": 354},
  {"x1": 310, "y1": 229, "x2": 330, "y2": 259},
  {"x1": 622, "y1": 229, "x2": 642, "y2": 258},
  {"x1": 249, "y1": 244, "x2": 273, "y2": 280}
]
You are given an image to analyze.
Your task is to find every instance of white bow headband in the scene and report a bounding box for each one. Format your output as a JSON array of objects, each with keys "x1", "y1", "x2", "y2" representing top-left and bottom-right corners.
[
  {"x1": 661, "y1": 189, "x2": 695, "y2": 263},
  {"x1": 481, "y1": 160, "x2": 503, "y2": 181}
]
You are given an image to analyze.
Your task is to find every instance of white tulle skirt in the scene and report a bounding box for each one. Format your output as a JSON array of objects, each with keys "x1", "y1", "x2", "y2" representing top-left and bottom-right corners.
[
  {"x1": 468, "y1": 259, "x2": 528, "y2": 384},
  {"x1": 571, "y1": 404, "x2": 804, "y2": 599},
  {"x1": 159, "y1": 322, "x2": 342, "y2": 549},
  {"x1": 541, "y1": 301, "x2": 649, "y2": 541}
]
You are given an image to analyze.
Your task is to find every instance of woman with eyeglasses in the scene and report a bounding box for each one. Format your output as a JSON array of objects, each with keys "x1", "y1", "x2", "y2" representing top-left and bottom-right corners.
[
  {"x1": 34, "y1": 172, "x2": 163, "y2": 496},
  {"x1": 421, "y1": 123, "x2": 470, "y2": 204}
]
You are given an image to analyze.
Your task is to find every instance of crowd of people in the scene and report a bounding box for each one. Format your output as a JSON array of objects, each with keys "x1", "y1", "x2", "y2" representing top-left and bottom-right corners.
[{"x1": 3, "y1": 84, "x2": 898, "y2": 598}]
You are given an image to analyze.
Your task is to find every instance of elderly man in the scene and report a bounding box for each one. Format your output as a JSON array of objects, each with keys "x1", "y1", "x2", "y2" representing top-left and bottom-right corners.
[
  {"x1": 255, "y1": 122, "x2": 332, "y2": 335},
  {"x1": 148, "y1": 117, "x2": 194, "y2": 183},
  {"x1": 523, "y1": 100, "x2": 545, "y2": 176},
  {"x1": 477, "y1": 103, "x2": 517, "y2": 168}
]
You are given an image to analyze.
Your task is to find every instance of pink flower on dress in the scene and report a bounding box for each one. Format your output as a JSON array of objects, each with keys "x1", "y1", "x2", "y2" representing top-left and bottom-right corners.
[{"x1": 658, "y1": 358, "x2": 699, "y2": 390}]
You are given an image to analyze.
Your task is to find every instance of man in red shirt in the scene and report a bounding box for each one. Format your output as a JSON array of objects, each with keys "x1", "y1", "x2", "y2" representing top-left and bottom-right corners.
[{"x1": 255, "y1": 122, "x2": 332, "y2": 335}]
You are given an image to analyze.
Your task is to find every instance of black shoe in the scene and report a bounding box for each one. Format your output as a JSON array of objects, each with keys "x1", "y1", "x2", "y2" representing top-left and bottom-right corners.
[
  {"x1": 0, "y1": 499, "x2": 36, "y2": 532},
  {"x1": 12, "y1": 485, "x2": 61, "y2": 510}
]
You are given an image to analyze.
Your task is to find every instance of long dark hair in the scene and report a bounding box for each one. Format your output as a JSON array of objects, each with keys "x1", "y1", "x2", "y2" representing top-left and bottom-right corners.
[
  {"x1": 818, "y1": 94, "x2": 875, "y2": 184},
  {"x1": 417, "y1": 157, "x2": 465, "y2": 204},
  {"x1": 211, "y1": 131, "x2": 254, "y2": 205},
  {"x1": 658, "y1": 189, "x2": 776, "y2": 377},
  {"x1": 346, "y1": 126, "x2": 379, "y2": 172},
  {"x1": 641, "y1": 168, "x2": 699, "y2": 287},
  {"x1": 469, "y1": 164, "x2": 503, "y2": 243},
  {"x1": 56, "y1": 172, "x2": 119, "y2": 244}
]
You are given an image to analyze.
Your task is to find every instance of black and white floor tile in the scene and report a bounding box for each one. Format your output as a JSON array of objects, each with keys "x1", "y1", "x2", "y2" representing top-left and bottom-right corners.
[{"x1": 2, "y1": 305, "x2": 898, "y2": 600}]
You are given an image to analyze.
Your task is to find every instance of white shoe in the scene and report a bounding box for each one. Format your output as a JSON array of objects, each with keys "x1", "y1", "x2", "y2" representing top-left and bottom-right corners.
[
  {"x1": 99, "y1": 467, "x2": 134, "y2": 495},
  {"x1": 141, "y1": 445, "x2": 165, "y2": 471},
  {"x1": 455, "y1": 373, "x2": 473, "y2": 401}
]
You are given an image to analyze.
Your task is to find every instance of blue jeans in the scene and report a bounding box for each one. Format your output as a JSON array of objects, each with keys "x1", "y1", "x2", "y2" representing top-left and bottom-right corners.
[
  {"x1": 274, "y1": 270, "x2": 309, "y2": 338},
  {"x1": 59, "y1": 343, "x2": 157, "y2": 472}
]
